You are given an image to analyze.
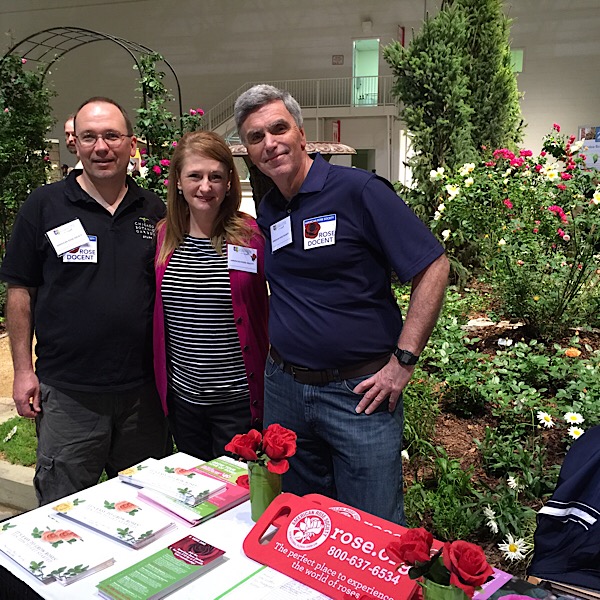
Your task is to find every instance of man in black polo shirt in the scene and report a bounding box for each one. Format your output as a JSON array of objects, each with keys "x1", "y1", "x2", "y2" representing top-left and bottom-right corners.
[
  {"x1": 234, "y1": 85, "x2": 449, "y2": 524},
  {"x1": 0, "y1": 97, "x2": 169, "y2": 505}
]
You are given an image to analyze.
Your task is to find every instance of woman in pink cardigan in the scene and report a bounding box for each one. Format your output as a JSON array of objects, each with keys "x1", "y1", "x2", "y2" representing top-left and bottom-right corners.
[{"x1": 154, "y1": 131, "x2": 268, "y2": 461}]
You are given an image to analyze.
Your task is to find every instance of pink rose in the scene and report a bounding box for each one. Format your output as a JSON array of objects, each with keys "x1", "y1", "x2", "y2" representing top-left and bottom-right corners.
[
  {"x1": 225, "y1": 429, "x2": 262, "y2": 461},
  {"x1": 152, "y1": 165, "x2": 162, "y2": 174},
  {"x1": 553, "y1": 123, "x2": 561, "y2": 132}
]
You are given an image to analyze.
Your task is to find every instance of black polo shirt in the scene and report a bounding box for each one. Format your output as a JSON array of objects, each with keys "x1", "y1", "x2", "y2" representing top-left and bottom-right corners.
[
  {"x1": 256, "y1": 154, "x2": 444, "y2": 369},
  {"x1": 0, "y1": 172, "x2": 166, "y2": 392}
]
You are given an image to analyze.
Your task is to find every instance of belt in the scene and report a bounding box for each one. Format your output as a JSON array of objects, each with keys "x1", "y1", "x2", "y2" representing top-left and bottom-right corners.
[{"x1": 269, "y1": 347, "x2": 390, "y2": 386}]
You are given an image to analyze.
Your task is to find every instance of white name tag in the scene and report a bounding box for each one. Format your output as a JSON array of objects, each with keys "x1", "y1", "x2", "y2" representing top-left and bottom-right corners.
[
  {"x1": 270, "y1": 216, "x2": 293, "y2": 252},
  {"x1": 46, "y1": 218, "x2": 90, "y2": 257},
  {"x1": 227, "y1": 244, "x2": 258, "y2": 273},
  {"x1": 63, "y1": 236, "x2": 97, "y2": 263},
  {"x1": 303, "y1": 214, "x2": 337, "y2": 250}
]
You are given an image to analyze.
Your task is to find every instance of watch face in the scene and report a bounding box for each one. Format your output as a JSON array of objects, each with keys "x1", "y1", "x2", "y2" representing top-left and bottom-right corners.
[{"x1": 394, "y1": 348, "x2": 418, "y2": 365}]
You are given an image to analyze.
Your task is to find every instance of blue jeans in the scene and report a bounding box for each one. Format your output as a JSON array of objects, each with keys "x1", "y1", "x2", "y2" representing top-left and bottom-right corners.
[{"x1": 263, "y1": 355, "x2": 405, "y2": 524}]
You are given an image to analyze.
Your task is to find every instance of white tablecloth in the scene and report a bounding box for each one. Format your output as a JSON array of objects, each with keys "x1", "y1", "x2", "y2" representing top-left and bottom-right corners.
[{"x1": 0, "y1": 476, "x2": 264, "y2": 600}]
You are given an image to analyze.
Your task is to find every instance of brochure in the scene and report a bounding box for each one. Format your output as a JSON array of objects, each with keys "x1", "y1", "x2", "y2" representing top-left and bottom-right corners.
[{"x1": 97, "y1": 534, "x2": 226, "y2": 600}]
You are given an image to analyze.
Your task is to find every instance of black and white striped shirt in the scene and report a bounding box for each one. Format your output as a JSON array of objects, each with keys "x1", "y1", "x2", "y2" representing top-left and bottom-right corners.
[{"x1": 161, "y1": 235, "x2": 249, "y2": 404}]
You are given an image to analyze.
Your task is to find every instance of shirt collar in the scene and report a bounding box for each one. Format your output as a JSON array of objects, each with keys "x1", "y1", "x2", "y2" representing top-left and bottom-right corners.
[
  {"x1": 64, "y1": 171, "x2": 142, "y2": 209},
  {"x1": 265, "y1": 153, "x2": 330, "y2": 209}
]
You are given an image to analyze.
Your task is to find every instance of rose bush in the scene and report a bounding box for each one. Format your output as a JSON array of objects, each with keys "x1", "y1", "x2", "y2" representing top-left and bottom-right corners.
[{"x1": 430, "y1": 125, "x2": 600, "y2": 337}]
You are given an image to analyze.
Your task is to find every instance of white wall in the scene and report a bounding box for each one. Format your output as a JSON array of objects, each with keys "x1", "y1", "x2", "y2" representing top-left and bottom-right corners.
[{"x1": 2, "y1": 1, "x2": 600, "y2": 172}]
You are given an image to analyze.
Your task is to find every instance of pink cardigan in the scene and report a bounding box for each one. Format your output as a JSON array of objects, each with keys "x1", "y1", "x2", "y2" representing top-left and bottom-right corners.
[{"x1": 153, "y1": 219, "x2": 269, "y2": 427}]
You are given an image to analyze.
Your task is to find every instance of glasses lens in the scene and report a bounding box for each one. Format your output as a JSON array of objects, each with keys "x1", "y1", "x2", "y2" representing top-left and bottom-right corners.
[{"x1": 78, "y1": 132, "x2": 125, "y2": 147}]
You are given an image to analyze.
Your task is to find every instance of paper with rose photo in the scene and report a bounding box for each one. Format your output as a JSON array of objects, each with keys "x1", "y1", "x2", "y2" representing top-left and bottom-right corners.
[{"x1": 0, "y1": 512, "x2": 114, "y2": 585}]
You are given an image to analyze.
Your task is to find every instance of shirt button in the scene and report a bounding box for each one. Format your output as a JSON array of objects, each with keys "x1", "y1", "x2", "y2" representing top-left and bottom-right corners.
[
  {"x1": 249, "y1": 372, "x2": 255, "y2": 379},
  {"x1": 286, "y1": 208, "x2": 292, "y2": 214},
  {"x1": 243, "y1": 345, "x2": 250, "y2": 351},
  {"x1": 236, "y1": 317, "x2": 243, "y2": 324},
  {"x1": 252, "y1": 400, "x2": 258, "y2": 406}
]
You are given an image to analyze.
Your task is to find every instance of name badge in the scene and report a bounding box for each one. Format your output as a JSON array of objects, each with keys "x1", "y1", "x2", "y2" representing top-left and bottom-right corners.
[
  {"x1": 270, "y1": 216, "x2": 293, "y2": 252},
  {"x1": 227, "y1": 244, "x2": 258, "y2": 273},
  {"x1": 46, "y1": 218, "x2": 90, "y2": 257},
  {"x1": 63, "y1": 236, "x2": 98, "y2": 263},
  {"x1": 303, "y1": 214, "x2": 337, "y2": 250}
]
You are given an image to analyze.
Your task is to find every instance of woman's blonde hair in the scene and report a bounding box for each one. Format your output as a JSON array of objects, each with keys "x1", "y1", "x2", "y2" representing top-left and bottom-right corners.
[{"x1": 156, "y1": 130, "x2": 253, "y2": 264}]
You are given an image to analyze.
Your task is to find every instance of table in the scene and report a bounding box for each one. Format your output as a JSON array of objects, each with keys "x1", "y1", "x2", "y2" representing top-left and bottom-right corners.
[{"x1": 0, "y1": 476, "x2": 267, "y2": 600}]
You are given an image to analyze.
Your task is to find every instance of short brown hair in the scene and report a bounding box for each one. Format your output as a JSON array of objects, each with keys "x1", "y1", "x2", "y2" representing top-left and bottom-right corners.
[{"x1": 74, "y1": 96, "x2": 134, "y2": 135}]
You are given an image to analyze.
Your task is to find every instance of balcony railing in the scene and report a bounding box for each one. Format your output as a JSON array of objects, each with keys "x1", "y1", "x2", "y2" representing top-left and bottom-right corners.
[{"x1": 201, "y1": 75, "x2": 395, "y2": 132}]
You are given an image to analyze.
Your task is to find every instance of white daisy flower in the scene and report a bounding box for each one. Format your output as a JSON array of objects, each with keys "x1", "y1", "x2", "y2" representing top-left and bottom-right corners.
[
  {"x1": 483, "y1": 506, "x2": 496, "y2": 520},
  {"x1": 507, "y1": 476, "x2": 519, "y2": 490},
  {"x1": 441, "y1": 229, "x2": 451, "y2": 241},
  {"x1": 568, "y1": 426, "x2": 584, "y2": 440},
  {"x1": 564, "y1": 412, "x2": 584, "y2": 424},
  {"x1": 401, "y1": 450, "x2": 410, "y2": 461},
  {"x1": 537, "y1": 411, "x2": 555, "y2": 428},
  {"x1": 498, "y1": 534, "x2": 531, "y2": 561},
  {"x1": 464, "y1": 177, "x2": 474, "y2": 187},
  {"x1": 592, "y1": 189, "x2": 600, "y2": 205},
  {"x1": 437, "y1": 203, "x2": 446, "y2": 213},
  {"x1": 498, "y1": 238, "x2": 506, "y2": 246},
  {"x1": 433, "y1": 211, "x2": 442, "y2": 221}
]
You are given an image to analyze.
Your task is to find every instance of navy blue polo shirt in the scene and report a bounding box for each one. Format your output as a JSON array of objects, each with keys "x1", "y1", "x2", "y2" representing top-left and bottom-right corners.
[
  {"x1": 256, "y1": 154, "x2": 444, "y2": 370},
  {"x1": 0, "y1": 172, "x2": 165, "y2": 392}
]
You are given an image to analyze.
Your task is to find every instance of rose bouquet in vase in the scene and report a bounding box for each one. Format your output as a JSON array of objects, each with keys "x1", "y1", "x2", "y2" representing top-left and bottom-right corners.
[
  {"x1": 225, "y1": 424, "x2": 297, "y2": 521},
  {"x1": 386, "y1": 528, "x2": 493, "y2": 600}
]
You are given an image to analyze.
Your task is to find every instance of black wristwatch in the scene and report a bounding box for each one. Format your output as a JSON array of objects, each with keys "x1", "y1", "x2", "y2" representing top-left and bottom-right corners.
[{"x1": 393, "y1": 348, "x2": 419, "y2": 366}]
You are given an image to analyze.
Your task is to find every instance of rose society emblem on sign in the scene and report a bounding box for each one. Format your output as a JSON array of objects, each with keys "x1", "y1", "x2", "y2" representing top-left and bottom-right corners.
[{"x1": 287, "y1": 509, "x2": 332, "y2": 551}]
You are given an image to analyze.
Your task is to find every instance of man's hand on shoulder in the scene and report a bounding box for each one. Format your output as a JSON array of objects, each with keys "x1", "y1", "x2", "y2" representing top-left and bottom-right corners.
[
  {"x1": 353, "y1": 359, "x2": 414, "y2": 415},
  {"x1": 13, "y1": 370, "x2": 41, "y2": 419}
]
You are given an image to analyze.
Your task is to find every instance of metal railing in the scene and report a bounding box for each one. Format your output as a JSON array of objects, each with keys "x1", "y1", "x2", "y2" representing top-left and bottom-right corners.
[{"x1": 202, "y1": 75, "x2": 395, "y2": 132}]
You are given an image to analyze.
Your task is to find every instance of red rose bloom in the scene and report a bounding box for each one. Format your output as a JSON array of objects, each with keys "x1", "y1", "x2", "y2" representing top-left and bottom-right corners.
[
  {"x1": 236, "y1": 474, "x2": 250, "y2": 488},
  {"x1": 225, "y1": 429, "x2": 262, "y2": 460},
  {"x1": 385, "y1": 528, "x2": 434, "y2": 565},
  {"x1": 262, "y1": 424, "x2": 297, "y2": 474},
  {"x1": 442, "y1": 540, "x2": 494, "y2": 598}
]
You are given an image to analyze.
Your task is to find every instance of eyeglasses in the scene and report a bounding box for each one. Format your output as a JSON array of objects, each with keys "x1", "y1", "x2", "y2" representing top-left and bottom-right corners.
[{"x1": 76, "y1": 131, "x2": 133, "y2": 148}]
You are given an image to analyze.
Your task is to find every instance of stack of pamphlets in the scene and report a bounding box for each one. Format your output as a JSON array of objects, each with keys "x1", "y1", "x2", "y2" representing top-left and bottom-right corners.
[
  {"x1": 50, "y1": 493, "x2": 175, "y2": 549},
  {"x1": 137, "y1": 455, "x2": 250, "y2": 526},
  {"x1": 96, "y1": 534, "x2": 225, "y2": 600},
  {"x1": 0, "y1": 513, "x2": 115, "y2": 585},
  {"x1": 118, "y1": 453, "x2": 226, "y2": 506}
]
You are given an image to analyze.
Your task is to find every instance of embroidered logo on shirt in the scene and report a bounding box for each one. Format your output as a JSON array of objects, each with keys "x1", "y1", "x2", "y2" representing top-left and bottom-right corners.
[{"x1": 134, "y1": 217, "x2": 154, "y2": 240}]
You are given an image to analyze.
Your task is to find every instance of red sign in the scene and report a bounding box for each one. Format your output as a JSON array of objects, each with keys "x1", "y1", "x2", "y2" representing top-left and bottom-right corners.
[{"x1": 244, "y1": 493, "x2": 425, "y2": 600}]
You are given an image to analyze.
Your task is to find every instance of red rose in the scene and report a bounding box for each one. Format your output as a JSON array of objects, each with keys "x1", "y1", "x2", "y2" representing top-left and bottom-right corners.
[
  {"x1": 115, "y1": 500, "x2": 138, "y2": 513},
  {"x1": 262, "y1": 424, "x2": 296, "y2": 461},
  {"x1": 236, "y1": 474, "x2": 249, "y2": 488},
  {"x1": 386, "y1": 528, "x2": 433, "y2": 565},
  {"x1": 442, "y1": 541, "x2": 494, "y2": 598},
  {"x1": 225, "y1": 429, "x2": 262, "y2": 461}
]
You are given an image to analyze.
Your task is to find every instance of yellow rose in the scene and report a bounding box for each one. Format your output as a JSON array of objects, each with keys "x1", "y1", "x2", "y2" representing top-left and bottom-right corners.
[
  {"x1": 119, "y1": 467, "x2": 136, "y2": 476},
  {"x1": 52, "y1": 502, "x2": 73, "y2": 512}
]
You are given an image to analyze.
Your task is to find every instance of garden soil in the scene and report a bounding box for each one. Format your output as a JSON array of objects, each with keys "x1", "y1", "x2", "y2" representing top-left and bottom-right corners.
[{"x1": 0, "y1": 334, "x2": 12, "y2": 398}]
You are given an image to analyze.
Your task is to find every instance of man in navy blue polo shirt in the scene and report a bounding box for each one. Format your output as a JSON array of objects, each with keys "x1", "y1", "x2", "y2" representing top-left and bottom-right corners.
[
  {"x1": 0, "y1": 97, "x2": 169, "y2": 505},
  {"x1": 234, "y1": 85, "x2": 449, "y2": 523}
]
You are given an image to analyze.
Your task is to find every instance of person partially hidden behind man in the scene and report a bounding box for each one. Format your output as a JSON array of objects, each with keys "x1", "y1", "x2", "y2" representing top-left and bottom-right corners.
[
  {"x1": 0, "y1": 96, "x2": 169, "y2": 505},
  {"x1": 234, "y1": 85, "x2": 449, "y2": 524},
  {"x1": 64, "y1": 113, "x2": 83, "y2": 171}
]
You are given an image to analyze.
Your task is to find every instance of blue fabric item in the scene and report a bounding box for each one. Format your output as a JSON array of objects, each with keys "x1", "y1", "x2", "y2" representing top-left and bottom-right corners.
[
  {"x1": 263, "y1": 354, "x2": 405, "y2": 525},
  {"x1": 529, "y1": 425, "x2": 600, "y2": 590},
  {"x1": 256, "y1": 154, "x2": 444, "y2": 370}
]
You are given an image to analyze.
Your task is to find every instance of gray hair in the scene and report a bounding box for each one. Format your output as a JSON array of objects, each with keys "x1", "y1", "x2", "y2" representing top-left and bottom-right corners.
[{"x1": 234, "y1": 84, "x2": 303, "y2": 140}]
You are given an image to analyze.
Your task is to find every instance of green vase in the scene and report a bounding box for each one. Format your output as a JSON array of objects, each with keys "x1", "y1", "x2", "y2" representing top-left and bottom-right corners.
[
  {"x1": 421, "y1": 579, "x2": 469, "y2": 600},
  {"x1": 248, "y1": 462, "x2": 282, "y2": 522}
]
